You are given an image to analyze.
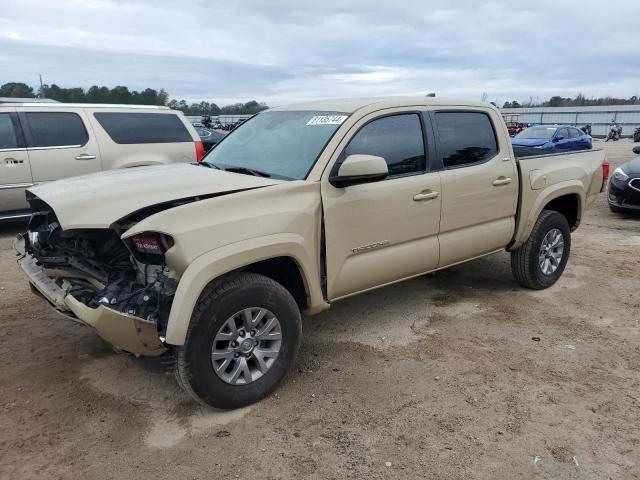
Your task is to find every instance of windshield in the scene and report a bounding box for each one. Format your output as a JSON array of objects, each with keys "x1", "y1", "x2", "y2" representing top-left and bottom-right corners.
[
  {"x1": 203, "y1": 111, "x2": 348, "y2": 179},
  {"x1": 515, "y1": 127, "x2": 557, "y2": 139}
]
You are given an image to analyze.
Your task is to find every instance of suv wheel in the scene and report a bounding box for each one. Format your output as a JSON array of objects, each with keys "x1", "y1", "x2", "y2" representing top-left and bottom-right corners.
[
  {"x1": 176, "y1": 272, "x2": 302, "y2": 408},
  {"x1": 511, "y1": 209, "x2": 571, "y2": 289}
]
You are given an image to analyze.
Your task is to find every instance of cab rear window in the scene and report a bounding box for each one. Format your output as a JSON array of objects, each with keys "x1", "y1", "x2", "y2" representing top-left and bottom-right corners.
[{"x1": 94, "y1": 112, "x2": 192, "y2": 144}]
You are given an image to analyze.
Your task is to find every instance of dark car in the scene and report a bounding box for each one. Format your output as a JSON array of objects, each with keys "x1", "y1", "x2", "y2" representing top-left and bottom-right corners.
[
  {"x1": 195, "y1": 127, "x2": 226, "y2": 153},
  {"x1": 608, "y1": 146, "x2": 640, "y2": 213},
  {"x1": 512, "y1": 125, "x2": 592, "y2": 152}
]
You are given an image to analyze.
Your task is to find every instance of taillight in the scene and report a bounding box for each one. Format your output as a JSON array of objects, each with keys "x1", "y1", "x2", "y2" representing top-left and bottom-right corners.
[
  {"x1": 601, "y1": 155, "x2": 610, "y2": 192},
  {"x1": 195, "y1": 140, "x2": 205, "y2": 161},
  {"x1": 129, "y1": 233, "x2": 173, "y2": 265}
]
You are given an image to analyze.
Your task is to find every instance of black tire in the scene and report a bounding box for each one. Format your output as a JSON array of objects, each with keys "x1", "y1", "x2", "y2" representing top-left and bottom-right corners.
[
  {"x1": 175, "y1": 272, "x2": 302, "y2": 409},
  {"x1": 511, "y1": 210, "x2": 571, "y2": 290}
]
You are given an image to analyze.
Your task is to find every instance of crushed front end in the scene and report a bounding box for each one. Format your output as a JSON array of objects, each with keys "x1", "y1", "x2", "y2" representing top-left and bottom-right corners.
[{"x1": 15, "y1": 202, "x2": 178, "y2": 356}]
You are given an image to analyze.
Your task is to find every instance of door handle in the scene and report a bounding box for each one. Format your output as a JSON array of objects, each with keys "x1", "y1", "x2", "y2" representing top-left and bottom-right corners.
[
  {"x1": 492, "y1": 177, "x2": 512, "y2": 186},
  {"x1": 4, "y1": 158, "x2": 24, "y2": 165},
  {"x1": 74, "y1": 154, "x2": 96, "y2": 161},
  {"x1": 413, "y1": 190, "x2": 439, "y2": 201}
]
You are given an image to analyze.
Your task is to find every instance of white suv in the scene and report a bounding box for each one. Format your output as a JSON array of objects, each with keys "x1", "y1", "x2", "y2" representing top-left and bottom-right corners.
[{"x1": 0, "y1": 102, "x2": 203, "y2": 221}]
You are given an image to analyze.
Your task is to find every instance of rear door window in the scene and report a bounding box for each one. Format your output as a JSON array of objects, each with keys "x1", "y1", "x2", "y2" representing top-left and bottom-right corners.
[
  {"x1": 569, "y1": 128, "x2": 581, "y2": 138},
  {"x1": 94, "y1": 112, "x2": 192, "y2": 144},
  {"x1": 0, "y1": 113, "x2": 20, "y2": 149},
  {"x1": 24, "y1": 112, "x2": 88, "y2": 148},
  {"x1": 434, "y1": 112, "x2": 498, "y2": 168},
  {"x1": 342, "y1": 114, "x2": 426, "y2": 176}
]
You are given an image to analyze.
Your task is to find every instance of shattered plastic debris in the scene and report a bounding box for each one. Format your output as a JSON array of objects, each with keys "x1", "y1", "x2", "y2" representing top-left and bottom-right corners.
[
  {"x1": 532, "y1": 455, "x2": 542, "y2": 466},
  {"x1": 572, "y1": 456, "x2": 579, "y2": 466},
  {"x1": 565, "y1": 344, "x2": 576, "y2": 350}
]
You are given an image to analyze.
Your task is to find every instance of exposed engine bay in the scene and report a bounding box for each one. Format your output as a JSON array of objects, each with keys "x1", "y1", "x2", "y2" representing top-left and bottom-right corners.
[{"x1": 24, "y1": 205, "x2": 178, "y2": 337}]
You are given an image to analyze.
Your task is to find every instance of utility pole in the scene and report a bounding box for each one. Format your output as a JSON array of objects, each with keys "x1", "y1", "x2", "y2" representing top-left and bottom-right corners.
[{"x1": 38, "y1": 74, "x2": 44, "y2": 98}]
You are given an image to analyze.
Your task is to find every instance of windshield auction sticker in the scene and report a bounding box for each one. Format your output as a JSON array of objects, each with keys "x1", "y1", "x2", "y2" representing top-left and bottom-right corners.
[{"x1": 306, "y1": 115, "x2": 348, "y2": 126}]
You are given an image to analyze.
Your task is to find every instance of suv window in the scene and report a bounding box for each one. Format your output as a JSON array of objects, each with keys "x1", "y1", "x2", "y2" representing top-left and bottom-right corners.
[
  {"x1": 434, "y1": 112, "x2": 498, "y2": 168},
  {"x1": 0, "y1": 114, "x2": 19, "y2": 150},
  {"x1": 342, "y1": 114, "x2": 426, "y2": 176},
  {"x1": 94, "y1": 112, "x2": 192, "y2": 144},
  {"x1": 24, "y1": 112, "x2": 88, "y2": 148}
]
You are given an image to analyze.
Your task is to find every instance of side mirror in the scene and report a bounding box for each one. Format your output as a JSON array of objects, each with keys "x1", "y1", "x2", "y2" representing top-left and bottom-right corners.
[
  {"x1": 553, "y1": 136, "x2": 564, "y2": 142},
  {"x1": 329, "y1": 154, "x2": 388, "y2": 188},
  {"x1": 633, "y1": 146, "x2": 640, "y2": 155}
]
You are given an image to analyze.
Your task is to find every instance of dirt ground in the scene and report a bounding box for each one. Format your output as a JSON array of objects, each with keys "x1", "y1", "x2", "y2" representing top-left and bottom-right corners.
[{"x1": 1, "y1": 140, "x2": 639, "y2": 480}]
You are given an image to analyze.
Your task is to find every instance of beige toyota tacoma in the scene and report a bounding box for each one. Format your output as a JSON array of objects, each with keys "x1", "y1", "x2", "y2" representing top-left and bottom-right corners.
[{"x1": 15, "y1": 98, "x2": 608, "y2": 408}]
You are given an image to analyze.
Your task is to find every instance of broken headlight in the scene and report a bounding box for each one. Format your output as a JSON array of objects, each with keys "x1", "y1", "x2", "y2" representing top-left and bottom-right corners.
[{"x1": 128, "y1": 232, "x2": 174, "y2": 265}]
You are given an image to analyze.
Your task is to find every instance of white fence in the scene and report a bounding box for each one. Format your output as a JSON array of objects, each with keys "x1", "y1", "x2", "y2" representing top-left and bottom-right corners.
[{"x1": 500, "y1": 105, "x2": 640, "y2": 137}]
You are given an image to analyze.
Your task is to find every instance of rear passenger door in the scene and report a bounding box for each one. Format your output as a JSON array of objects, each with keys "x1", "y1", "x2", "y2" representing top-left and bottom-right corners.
[
  {"x1": 0, "y1": 109, "x2": 32, "y2": 215},
  {"x1": 569, "y1": 127, "x2": 589, "y2": 150},
  {"x1": 19, "y1": 110, "x2": 101, "y2": 183},
  {"x1": 431, "y1": 109, "x2": 518, "y2": 267}
]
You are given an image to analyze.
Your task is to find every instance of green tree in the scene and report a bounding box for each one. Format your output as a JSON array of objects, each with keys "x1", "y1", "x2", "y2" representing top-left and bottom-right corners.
[
  {"x1": 0, "y1": 82, "x2": 35, "y2": 98},
  {"x1": 157, "y1": 89, "x2": 169, "y2": 106}
]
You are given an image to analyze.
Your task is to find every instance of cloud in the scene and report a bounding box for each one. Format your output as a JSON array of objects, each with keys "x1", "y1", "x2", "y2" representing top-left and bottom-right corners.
[{"x1": 1, "y1": 0, "x2": 639, "y2": 106}]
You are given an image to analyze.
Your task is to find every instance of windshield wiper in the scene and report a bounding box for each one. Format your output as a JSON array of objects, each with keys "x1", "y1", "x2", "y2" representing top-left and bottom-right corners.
[
  {"x1": 196, "y1": 161, "x2": 220, "y2": 169},
  {"x1": 222, "y1": 166, "x2": 272, "y2": 178}
]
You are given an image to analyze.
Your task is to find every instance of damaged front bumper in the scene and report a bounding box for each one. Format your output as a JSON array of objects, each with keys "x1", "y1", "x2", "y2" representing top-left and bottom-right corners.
[{"x1": 16, "y1": 237, "x2": 167, "y2": 356}]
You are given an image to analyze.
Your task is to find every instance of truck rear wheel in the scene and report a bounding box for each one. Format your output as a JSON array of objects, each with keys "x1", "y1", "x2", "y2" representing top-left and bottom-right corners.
[
  {"x1": 175, "y1": 272, "x2": 302, "y2": 409},
  {"x1": 510, "y1": 210, "x2": 571, "y2": 290}
]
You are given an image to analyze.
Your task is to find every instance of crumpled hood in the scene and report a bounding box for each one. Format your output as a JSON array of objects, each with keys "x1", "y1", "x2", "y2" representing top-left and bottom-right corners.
[
  {"x1": 511, "y1": 138, "x2": 551, "y2": 148},
  {"x1": 28, "y1": 163, "x2": 284, "y2": 229}
]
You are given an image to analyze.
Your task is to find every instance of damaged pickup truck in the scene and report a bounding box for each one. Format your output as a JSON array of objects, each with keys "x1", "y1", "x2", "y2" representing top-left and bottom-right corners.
[{"x1": 16, "y1": 98, "x2": 608, "y2": 408}]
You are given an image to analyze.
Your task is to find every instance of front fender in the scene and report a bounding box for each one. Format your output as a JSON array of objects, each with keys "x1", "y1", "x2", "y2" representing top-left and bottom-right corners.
[{"x1": 164, "y1": 233, "x2": 327, "y2": 346}]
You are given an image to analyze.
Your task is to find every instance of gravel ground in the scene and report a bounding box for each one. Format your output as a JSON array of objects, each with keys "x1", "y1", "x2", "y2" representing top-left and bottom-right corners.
[{"x1": 0, "y1": 140, "x2": 639, "y2": 480}]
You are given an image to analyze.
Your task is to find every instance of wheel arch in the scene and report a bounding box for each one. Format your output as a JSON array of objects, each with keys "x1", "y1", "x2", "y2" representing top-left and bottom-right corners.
[
  {"x1": 164, "y1": 234, "x2": 328, "y2": 346},
  {"x1": 510, "y1": 182, "x2": 584, "y2": 251},
  {"x1": 543, "y1": 193, "x2": 581, "y2": 230}
]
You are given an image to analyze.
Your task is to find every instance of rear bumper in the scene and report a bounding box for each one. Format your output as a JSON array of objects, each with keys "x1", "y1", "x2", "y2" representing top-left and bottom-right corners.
[{"x1": 16, "y1": 238, "x2": 167, "y2": 356}]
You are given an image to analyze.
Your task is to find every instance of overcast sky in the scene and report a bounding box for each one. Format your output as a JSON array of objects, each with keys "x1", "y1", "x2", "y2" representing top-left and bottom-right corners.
[{"x1": 1, "y1": 0, "x2": 639, "y2": 106}]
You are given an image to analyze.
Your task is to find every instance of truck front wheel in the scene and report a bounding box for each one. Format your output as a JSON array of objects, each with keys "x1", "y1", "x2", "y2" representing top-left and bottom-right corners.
[
  {"x1": 510, "y1": 210, "x2": 571, "y2": 290},
  {"x1": 175, "y1": 272, "x2": 302, "y2": 409}
]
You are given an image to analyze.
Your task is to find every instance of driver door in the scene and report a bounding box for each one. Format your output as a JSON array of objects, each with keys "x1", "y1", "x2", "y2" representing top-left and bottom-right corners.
[
  {"x1": 553, "y1": 127, "x2": 572, "y2": 151},
  {"x1": 321, "y1": 110, "x2": 441, "y2": 300}
]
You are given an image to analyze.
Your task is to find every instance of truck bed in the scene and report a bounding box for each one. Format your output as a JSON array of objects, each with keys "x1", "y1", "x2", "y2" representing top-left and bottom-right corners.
[{"x1": 511, "y1": 147, "x2": 606, "y2": 249}]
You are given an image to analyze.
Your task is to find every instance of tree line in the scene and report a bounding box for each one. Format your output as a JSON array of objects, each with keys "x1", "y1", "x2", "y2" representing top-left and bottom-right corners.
[
  {"x1": 0, "y1": 82, "x2": 269, "y2": 115},
  {"x1": 167, "y1": 99, "x2": 268, "y2": 116},
  {"x1": 503, "y1": 93, "x2": 640, "y2": 109}
]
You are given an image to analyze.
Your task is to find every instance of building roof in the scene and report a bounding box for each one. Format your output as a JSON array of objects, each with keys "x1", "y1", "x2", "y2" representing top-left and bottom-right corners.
[
  {"x1": 269, "y1": 96, "x2": 491, "y2": 113},
  {"x1": 500, "y1": 104, "x2": 640, "y2": 114},
  {"x1": 0, "y1": 102, "x2": 169, "y2": 109},
  {"x1": 0, "y1": 97, "x2": 59, "y2": 104}
]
